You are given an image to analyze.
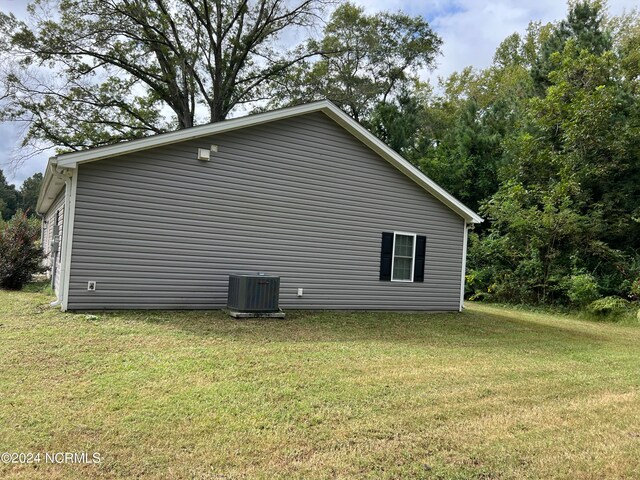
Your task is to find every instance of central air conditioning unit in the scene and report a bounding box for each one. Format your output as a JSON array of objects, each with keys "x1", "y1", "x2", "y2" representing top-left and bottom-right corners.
[{"x1": 227, "y1": 273, "x2": 283, "y2": 317}]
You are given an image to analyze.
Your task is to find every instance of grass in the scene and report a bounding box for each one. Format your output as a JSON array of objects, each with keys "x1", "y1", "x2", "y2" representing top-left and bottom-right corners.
[{"x1": 1, "y1": 285, "x2": 639, "y2": 479}]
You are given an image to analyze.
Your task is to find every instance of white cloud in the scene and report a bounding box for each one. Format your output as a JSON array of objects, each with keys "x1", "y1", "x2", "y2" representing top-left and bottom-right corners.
[
  {"x1": 353, "y1": 0, "x2": 638, "y2": 82},
  {"x1": 428, "y1": 1, "x2": 555, "y2": 80}
]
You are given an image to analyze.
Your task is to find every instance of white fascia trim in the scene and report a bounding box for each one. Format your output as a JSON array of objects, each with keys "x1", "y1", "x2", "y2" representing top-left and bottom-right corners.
[
  {"x1": 36, "y1": 159, "x2": 59, "y2": 215},
  {"x1": 60, "y1": 168, "x2": 78, "y2": 312},
  {"x1": 459, "y1": 222, "x2": 470, "y2": 312},
  {"x1": 52, "y1": 99, "x2": 482, "y2": 224},
  {"x1": 35, "y1": 162, "x2": 52, "y2": 213},
  {"x1": 55, "y1": 101, "x2": 336, "y2": 168}
]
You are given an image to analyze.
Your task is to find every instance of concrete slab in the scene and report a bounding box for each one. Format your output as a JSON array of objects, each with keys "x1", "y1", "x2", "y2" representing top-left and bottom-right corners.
[{"x1": 228, "y1": 310, "x2": 286, "y2": 319}]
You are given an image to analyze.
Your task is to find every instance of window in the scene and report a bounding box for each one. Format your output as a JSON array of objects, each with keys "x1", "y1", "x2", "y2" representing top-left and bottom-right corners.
[
  {"x1": 379, "y1": 232, "x2": 426, "y2": 283},
  {"x1": 391, "y1": 232, "x2": 416, "y2": 282}
]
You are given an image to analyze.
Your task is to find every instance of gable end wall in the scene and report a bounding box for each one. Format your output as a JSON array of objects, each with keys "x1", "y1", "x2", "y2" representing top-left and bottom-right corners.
[{"x1": 67, "y1": 112, "x2": 465, "y2": 310}]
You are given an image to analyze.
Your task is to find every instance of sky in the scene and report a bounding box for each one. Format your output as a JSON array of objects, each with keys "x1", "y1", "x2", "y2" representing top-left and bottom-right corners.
[{"x1": 0, "y1": 0, "x2": 637, "y2": 187}]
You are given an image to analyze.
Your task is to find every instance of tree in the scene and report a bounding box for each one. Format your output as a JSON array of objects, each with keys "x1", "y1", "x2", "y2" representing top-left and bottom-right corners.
[
  {"x1": 368, "y1": 89, "x2": 431, "y2": 163},
  {"x1": 414, "y1": 53, "x2": 532, "y2": 212},
  {"x1": 1, "y1": 0, "x2": 332, "y2": 151},
  {"x1": 268, "y1": 2, "x2": 441, "y2": 122},
  {"x1": 18, "y1": 172, "x2": 43, "y2": 216},
  {"x1": 402, "y1": 1, "x2": 640, "y2": 306},
  {"x1": 0, "y1": 170, "x2": 18, "y2": 220},
  {"x1": 467, "y1": 3, "x2": 640, "y2": 305},
  {"x1": 0, "y1": 209, "x2": 45, "y2": 290},
  {"x1": 531, "y1": 0, "x2": 612, "y2": 93}
]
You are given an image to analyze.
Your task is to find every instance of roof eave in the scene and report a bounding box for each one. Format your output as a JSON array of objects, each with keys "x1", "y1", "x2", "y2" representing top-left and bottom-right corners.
[
  {"x1": 35, "y1": 160, "x2": 55, "y2": 215},
  {"x1": 55, "y1": 101, "x2": 336, "y2": 168},
  {"x1": 51, "y1": 99, "x2": 483, "y2": 224},
  {"x1": 36, "y1": 158, "x2": 73, "y2": 215}
]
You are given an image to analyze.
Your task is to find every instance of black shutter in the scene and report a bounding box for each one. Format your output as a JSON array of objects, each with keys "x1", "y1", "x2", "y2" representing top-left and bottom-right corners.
[
  {"x1": 413, "y1": 235, "x2": 426, "y2": 282},
  {"x1": 379, "y1": 232, "x2": 394, "y2": 281}
]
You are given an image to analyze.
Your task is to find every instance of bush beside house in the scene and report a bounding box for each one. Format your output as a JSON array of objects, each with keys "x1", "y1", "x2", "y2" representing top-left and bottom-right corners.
[{"x1": 0, "y1": 210, "x2": 46, "y2": 290}]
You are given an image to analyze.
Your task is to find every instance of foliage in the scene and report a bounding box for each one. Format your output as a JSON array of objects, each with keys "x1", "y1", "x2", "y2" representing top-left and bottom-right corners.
[
  {"x1": 0, "y1": 170, "x2": 18, "y2": 220},
  {"x1": 18, "y1": 172, "x2": 42, "y2": 216},
  {"x1": 1, "y1": 0, "x2": 332, "y2": 150},
  {"x1": 1, "y1": 0, "x2": 637, "y2": 311},
  {"x1": 631, "y1": 277, "x2": 640, "y2": 300},
  {"x1": 267, "y1": 2, "x2": 441, "y2": 122},
  {"x1": 467, "y1": 179, "x2": 588, "y2": 304},
  {"x1": 457, "y1": 1, "x2": 640, "y2": 306},
  {"x1": 0, "y1": 170, "x2": 43, "y2": 220},
  {"x1": 411, "y1": 46, "x2": 535, "y2": 212},
  {"x1": 531, "y1": 0, "x2": 611, "y2": 93},
  {"x1": 368, "y1": 90, "x2": 432, "y2": 163},
  {"x1": 566, "y1": 273, "x2": 599, "y2": 306},
  {"x1": 0, "y1": 209, "x2": 46, "y2": 289},
  {"x1": 587, "y1": 296, "x2": 631, "y2": 315},
  {"x1": 2, "y1": 0, "x2": 442, "y2": 151}
]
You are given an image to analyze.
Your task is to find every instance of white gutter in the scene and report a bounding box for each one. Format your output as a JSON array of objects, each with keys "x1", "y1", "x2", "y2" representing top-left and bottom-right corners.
[{"x1": 48, "y1": 164, "x2": 72, "y2": 307}]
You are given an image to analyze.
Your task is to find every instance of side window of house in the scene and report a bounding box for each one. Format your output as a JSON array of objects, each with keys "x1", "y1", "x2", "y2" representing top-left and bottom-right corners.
[{"x1": 379, "y1": 232, "x2": 426, "y2": 282}]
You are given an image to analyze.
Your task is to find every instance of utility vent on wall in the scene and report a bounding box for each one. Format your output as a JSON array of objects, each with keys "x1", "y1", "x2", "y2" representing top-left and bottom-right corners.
[
  {"x1": 197, "y1": 148, "x2": 210, "y2": 161},
  {"x1": 227, "y1": 274, "x2": 283, "y2": 317}
]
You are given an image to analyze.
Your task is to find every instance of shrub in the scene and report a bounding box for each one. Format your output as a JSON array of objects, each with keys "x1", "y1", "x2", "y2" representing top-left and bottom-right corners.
[
  {"x1": 0, "y1": 210, "x2": 47, "y2": 290},
  {"x1": 566, "y1": 273, "x2": 599, "y2": 306},
  {"x1": 587, "y1": 296, "x2": 630, "y2": 315},
  {"x1": 631, "y1": 278, "x2": 640, "y2": 301}
]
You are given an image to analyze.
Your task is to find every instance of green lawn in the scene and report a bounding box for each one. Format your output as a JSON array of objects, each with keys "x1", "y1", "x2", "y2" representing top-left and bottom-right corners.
[{"x1": 1, "y1": 286, "x2": 639, "y2": 479}]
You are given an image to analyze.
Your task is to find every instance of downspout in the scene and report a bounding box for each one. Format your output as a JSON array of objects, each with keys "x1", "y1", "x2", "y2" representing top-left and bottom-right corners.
[{"x1": 49, "y1": 164, "x2": 72, "y2": 307}]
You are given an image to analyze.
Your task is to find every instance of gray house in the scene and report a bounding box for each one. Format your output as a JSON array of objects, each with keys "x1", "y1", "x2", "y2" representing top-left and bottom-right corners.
[{"x1": 37, "y1": 100, "x2": 482, "y2": 312}]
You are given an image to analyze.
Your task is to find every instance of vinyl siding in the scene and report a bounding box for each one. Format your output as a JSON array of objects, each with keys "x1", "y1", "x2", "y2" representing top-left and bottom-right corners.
[
  {"x1": 43, "y1": 191, "x2": 65, "y2": 294},
  {"x1": 67, "y1": 112, "x2": 465, "y2": 310}
]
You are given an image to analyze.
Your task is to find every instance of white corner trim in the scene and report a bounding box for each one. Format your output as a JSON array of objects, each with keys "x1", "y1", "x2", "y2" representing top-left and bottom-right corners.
[
  {"x1": 46, "y1": 165, "x2": 71, "y2": 307},
  {"x1": 459, "y1": 222, "x2": 470, "y2": 312},
  {"x1": 60, "y1": 168, "x2": 78, "y2": 312}
]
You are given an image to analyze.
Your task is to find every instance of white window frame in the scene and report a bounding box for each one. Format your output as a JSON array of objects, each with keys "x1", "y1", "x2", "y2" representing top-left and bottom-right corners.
[{"x1": 391, "y1": 231, "x2": 417, "y2": 282}]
